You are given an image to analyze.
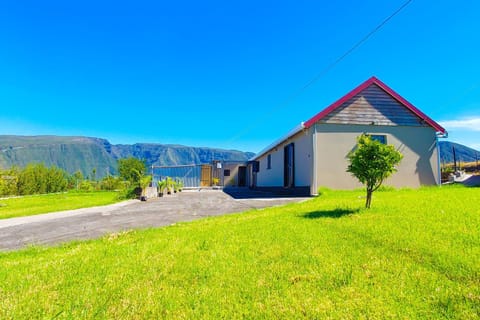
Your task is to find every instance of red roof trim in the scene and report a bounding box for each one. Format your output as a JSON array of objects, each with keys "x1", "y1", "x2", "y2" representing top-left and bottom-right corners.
[{"x1": 303, "y1": 76, "x2": 446, "y2": 134}]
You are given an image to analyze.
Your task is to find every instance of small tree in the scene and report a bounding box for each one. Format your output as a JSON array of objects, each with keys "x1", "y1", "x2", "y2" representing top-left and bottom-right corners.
[
  {"x1": 73, "y1": 170, "x2": 83, "y2": 190},
  {"x1": 347, "y1": 134, "x2": 403, "y2": 209},
  {"x1": 118, "y1": 157, "x2": 146, "y2": 187}
]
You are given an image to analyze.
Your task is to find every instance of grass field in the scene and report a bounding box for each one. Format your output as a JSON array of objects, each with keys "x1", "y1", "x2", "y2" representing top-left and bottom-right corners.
[
  {"x1": 0, "y1": 191, "x2": 121, "y2": 219},
  {"x1": 0, "y1": 186, "x2": 479, "y2": 319}
]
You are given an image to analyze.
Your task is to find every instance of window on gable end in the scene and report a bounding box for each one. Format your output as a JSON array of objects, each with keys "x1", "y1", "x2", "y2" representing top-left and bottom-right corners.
[{"x1": 370, "y1": 135, "x2": 387, "y2": 144}]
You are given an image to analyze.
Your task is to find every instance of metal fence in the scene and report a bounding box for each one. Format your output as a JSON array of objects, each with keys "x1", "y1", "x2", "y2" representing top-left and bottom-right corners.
[{"x1": 152, "y1": 164, "x2": 202, "y2": 188}]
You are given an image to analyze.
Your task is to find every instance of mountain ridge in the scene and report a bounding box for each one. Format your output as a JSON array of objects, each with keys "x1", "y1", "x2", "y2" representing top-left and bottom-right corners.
[
  {"x1": 1, "y1": 135, "x2": 477, "y2": 178},
  {"x1": 0, "y1": 135, "x2": 255, "y2": 177},
  {"x1": 439, "y1": 141, "x2": 479, "y2": 164}
]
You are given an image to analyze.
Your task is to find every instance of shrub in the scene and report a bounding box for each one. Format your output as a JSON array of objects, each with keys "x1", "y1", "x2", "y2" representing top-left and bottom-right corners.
[
  {"x1": 347, "y1": 134, "x2": 403, "y2": 208},
  {"x1": 79, "y1": 180, "x2": 95, "y2": 192}
]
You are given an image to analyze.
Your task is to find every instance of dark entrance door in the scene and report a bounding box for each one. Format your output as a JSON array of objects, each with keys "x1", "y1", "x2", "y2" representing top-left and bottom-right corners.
[
  {"x1": 284, "y1": 143, "x2": 294, "y2": 188},
  {"x1": 238, "y1": 166, "x2": 247, "y2": 187}
]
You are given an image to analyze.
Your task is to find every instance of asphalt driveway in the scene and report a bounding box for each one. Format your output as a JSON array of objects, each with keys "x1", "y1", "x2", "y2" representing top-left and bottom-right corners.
[{"x1": 0, "y1": 190, "x2": 309, "y2": 251}]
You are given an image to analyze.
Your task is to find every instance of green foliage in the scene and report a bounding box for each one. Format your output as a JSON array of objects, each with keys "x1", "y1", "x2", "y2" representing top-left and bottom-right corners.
[
  {"x1": 166, "y1": 177, "x2": 175, "y2": 194},
  {"x1": 78, "y1": 180, "x2": 95, "y2": 192},
  {"x1": 139, "y1": 175, "x2": 152, "y2": 196},
  {"x1": 73, "y1": 170, "x2": 83, "y2": 182},
  {"x1": 347, "y1": 134, "x2": 403, "y2": 208},
  {"x1": 139, "y1": 175, "x2": 152, "y2": 189},
  {"x1": 157, "y1": 179, "x2": 167, "y2": 195},
  {"x1": 157, "y1": 177, "x2": 183, "y2": 195},
  {"x1": 46, "y1": 166, "x2": 69, "y2": 193},
  {"x1": 0, "y1": 163, "x2": 129, "y2": 197},
  {"x1": 176, "y1": 180, "x2": 183, "y2": 192},
  {"x1": 0, "y1": 167, "x2": 19, "y2": 196},
  {"x1": 16, "y1": 163, "x2": 69, "y2": 195},
  {"x1": 0, "y1": 187, "x2": 478, "y2": 318},
  {"x1": 118, "y1": 157, "x2": 146, "y2": 187},
  {"x1": 99, "y1": 175, "x2": 123, "y2": 191},
  {"x1": 117, "y1": 187, "x2": 139, "y2": 200}
]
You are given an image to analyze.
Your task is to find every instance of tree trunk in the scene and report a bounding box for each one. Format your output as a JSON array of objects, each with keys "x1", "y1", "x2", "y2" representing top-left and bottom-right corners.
[{"x1": 366, "y1": 189, "x2": 373, "y2": 209}]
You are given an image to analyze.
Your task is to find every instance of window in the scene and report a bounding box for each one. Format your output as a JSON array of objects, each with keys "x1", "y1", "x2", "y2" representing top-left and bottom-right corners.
[
  {"x1": 267, "y1": 154, "x2": 272, "y2": 170},
  {"x1": 370, "y1": 135, "x2": 387, "y2": 144},
  {"x1": 224, "y1": 169, "x2": 230, "y2": 177}
]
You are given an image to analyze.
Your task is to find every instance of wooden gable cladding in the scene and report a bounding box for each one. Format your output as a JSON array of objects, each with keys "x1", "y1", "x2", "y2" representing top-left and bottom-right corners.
[{"x1": 319, "y1": 84, "x2": 427, "y2": 126}]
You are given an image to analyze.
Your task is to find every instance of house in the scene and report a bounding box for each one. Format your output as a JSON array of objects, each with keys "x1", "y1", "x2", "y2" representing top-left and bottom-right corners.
[{"x1": 248, "y1": 76, "x2": 447, "y2": 195}]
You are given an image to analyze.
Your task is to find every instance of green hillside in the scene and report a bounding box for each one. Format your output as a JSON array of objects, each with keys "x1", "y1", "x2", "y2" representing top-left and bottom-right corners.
[
  {"x1": 439, "y1": 141, "x2": 479, "y2": 164},
  {"x1": 111, "y1": 143, "x2": 255, "y2": 166},
  {"x1": 0, "y1": 135, "x2": 254, "y2": 177}
]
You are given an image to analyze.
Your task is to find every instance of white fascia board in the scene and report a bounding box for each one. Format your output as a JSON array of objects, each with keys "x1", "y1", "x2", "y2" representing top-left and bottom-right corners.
[{"x1": 249, "y1": 122, "x2": 305, "y2": 161}]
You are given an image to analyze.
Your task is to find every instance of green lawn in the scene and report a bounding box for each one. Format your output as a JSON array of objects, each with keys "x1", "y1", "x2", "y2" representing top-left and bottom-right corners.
[
  {"x1": 0, "y1": 191, "x2": 121, "y2": 219},
  {"x1": 0, "y1": 186, "x2": 479, "y2": 319}
]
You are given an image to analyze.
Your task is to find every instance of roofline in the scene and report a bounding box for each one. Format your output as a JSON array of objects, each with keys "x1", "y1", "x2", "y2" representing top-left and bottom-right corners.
[
  {"x1": 250, "y1": 123, "x2": 305, "y2": 161},
  {"x1": 303, "y1": 76, "x2": 447, "y2": 134}
]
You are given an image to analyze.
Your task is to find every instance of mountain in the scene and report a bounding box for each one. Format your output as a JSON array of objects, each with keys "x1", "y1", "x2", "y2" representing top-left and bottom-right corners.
[
  {"x1": 0, "y1": 135, "x2": 255, "y2": 178},
  {"x1": 111, "y1": 144, "x2": 254, "y2": 167},
  {"x1": 439, "y1": 141, "x2": 479, "y2": 164}
]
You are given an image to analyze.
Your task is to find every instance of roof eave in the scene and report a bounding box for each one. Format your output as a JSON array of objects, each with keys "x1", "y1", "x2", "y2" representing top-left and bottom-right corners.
[{"x1": 250, "y1": 123, "x2": 305, "y2": 161}]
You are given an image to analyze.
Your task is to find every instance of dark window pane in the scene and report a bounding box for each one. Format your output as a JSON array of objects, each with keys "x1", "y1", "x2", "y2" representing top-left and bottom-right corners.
[{"x1": 370, "y1": 135, "x2": 387, "y2": 144}]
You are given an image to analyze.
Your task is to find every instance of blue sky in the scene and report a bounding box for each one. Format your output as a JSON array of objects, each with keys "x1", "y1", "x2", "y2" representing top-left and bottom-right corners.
[{"x1": 1, "y1": 0, "x2": 479, "y2": 152}]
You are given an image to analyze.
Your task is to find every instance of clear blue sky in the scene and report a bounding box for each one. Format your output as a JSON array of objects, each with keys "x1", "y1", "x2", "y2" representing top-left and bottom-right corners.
[{"x1": 1, "y1": 0, "x2": 479, "y2": 153}]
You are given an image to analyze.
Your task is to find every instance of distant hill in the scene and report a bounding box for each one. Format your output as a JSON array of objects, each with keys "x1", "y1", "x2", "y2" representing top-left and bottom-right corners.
[
  {"x1": 3, "y1": 136, "x2": 473, "y2": 177},
  {"x1": 0, "y1": 135, "x2": 255, "y2": 178},
  {"x1": 439, "y1": 141, "x2": 479, "y2": 164}
]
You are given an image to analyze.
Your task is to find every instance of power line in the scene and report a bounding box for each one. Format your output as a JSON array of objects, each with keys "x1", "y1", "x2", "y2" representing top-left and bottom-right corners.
[{"x1": 227, "y1": 0, "x2": 413, "y2": 145}]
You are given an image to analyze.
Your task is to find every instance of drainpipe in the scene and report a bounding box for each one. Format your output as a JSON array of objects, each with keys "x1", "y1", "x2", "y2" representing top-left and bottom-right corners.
[
  {"x1": 436, "y1": 130, "x2": 448, "y2": 186},
  {"x1": 312, "y1": 124, "x2": 318, "y2": 195},
  {"x1": 436, "y1": 134, "x2": 441, "y2": 186}
]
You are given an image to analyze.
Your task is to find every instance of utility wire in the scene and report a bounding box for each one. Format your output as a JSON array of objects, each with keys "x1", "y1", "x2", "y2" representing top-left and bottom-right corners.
[{"x1": 227, "y1": 0, "x2": 413, "y2": 145}]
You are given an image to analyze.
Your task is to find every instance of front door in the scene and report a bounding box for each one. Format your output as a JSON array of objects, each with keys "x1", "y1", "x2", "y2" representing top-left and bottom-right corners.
[
  {"x1": 238, "y1": 166, "x2": 247, "y2": 187},
  {"x1": 284, "y1": 143, "x2": 294, "y2": 188}
]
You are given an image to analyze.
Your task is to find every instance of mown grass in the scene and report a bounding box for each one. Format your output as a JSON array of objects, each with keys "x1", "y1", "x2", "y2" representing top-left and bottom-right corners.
[
  {"x1": 0, "y1": 186, "x2": 479, "y2": 319},
  {"x1": 0, "y1": 191, "x2": 121, "y2": 219}
]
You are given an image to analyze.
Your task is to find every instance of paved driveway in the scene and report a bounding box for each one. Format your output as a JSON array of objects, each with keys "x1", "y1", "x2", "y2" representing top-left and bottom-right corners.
[{"x1": 0, "y1": 190, "x2": 309, "y2": 251}]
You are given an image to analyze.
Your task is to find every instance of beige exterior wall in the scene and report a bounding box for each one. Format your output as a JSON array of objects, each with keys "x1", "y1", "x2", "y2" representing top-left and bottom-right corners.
[
  {"x1": 255, "y1": 130, "x2": 313, "y2": 187},
  {"x1": 313, "y1": 123, "x2": 440, "y2": 190},
  {"x1": 221, "y1": 163, "x2": 247, "y2": 187}
]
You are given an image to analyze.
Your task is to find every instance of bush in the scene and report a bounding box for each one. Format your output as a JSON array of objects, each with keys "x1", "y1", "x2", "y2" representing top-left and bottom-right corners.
[
  {"x1": 99, "y1": 176, "x2": 123, "y2": 191},
  {"x1": 117, "y1": 187, "x2": 141, "y2": 200},
  {"x1": 0, "y1": 167, "x2": 19, "y2": 196},
  {"x1": 16, "y1": 163, "x2": 69, "y2": 195},
  {"x1": 78, "y1": 180, "x2": 95, "y2": 192}
]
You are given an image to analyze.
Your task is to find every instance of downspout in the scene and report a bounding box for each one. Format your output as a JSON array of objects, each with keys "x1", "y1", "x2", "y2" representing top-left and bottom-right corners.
[
  {"x1": 312, "y1": 124, "x2": 318, "y2": 195},
  {"x1": 436, "y1": 134, "x2": 441, "y2": 186},
  {"x1": 436, "y1": 131, "x2": 448, "y2": 186}
]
